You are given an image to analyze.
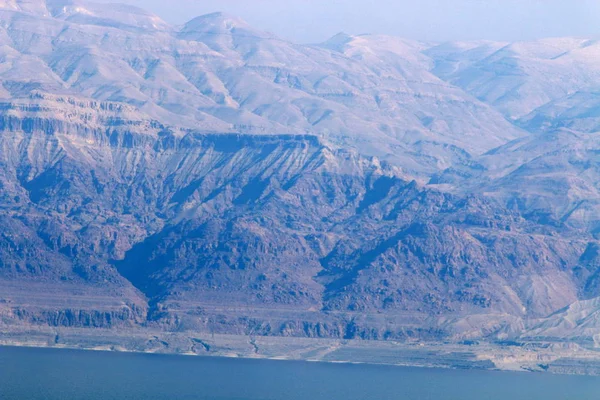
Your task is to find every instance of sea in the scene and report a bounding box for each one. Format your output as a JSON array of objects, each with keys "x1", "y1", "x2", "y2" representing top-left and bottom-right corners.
[{"x1": 1, "y1": 346, "x2": 599, "y2": 399}]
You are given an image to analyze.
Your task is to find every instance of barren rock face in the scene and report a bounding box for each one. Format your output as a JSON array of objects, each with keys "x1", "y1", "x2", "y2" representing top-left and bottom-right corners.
[
  {"x1": 1, "y1": 1, "x2": 600, "y2": 344},
  {"x1": 0, "y1": 93, "x2": 593, "y2": 341}
]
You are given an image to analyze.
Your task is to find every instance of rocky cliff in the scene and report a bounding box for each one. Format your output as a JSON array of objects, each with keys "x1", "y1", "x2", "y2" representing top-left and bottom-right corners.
[
  {"x1": 0, "y1": 93, "x2": 595, "y2": 343},
  {"x1": 2, "y1": 0, "x2": 600, "y2": 348}
]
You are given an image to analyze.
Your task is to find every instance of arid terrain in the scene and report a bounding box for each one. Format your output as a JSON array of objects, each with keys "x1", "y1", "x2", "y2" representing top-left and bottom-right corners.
[{"x1": 3, "y1": 0, "x2": 600, "y2": 374}]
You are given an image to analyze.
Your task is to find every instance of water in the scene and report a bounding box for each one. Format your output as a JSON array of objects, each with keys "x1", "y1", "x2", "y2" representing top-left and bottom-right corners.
[{"x1": 2, "y1": 346, "x2": 600, "y2": 400}]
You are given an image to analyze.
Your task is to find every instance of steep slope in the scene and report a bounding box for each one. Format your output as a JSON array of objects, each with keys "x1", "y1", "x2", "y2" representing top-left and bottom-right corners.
[
  {"x1": 0, "y1": 94, "x2": 596, "y2": 341},
  {"x1": 427, "y1": 37, "x2": 600, "y2": 239},
  {"x1": 0, "y1": 93, "x2": 156, "y2": 329},
  {"x1": 426, "y1": 38, "x2": 600, "y2": 128},
  {"x1": 432, "y1": 129, "x2": 600, "y2": 234},
  {"x1": 0, "y1": 0, "x2": 526, "y2": 177},
  {"x1": 523, "y1": 295, "x2": 600, "y2": 345},
  {"x1": 4, "y1": 0, "x2": 600, "y2": 349},
  {"x1": 519, "y1": 90, "x2": 600, "y2": 134}
]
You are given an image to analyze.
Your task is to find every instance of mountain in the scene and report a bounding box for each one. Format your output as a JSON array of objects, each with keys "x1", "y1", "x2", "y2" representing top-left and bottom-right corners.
[
  {"x1": 0, "y1": 0, "x2": 526, "y2": 178},
  {"x1": 0, "y1": 92, "x2": 592, "y2": 342},
  {"x1": 3, "y1": 0, "x2": 600, "y2": 363},
  {"x1": 426, "y1": 37, "x2": 600, "y2": 230},
  {"x1": 432, "y1": 129, "x2": 600, "y2": 232},
  {"x1": 426, "y1": 38, "x2": 600, "y2": 120}
]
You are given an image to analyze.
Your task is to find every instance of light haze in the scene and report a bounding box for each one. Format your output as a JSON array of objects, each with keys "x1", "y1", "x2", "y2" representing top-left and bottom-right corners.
[{"x1": 97, "y1": 0, "x2": 600, "y2": 43}]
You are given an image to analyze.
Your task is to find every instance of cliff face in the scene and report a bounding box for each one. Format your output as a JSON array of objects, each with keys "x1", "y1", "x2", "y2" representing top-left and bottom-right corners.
[
  {"x1": 0, "y1": 95, "x2": 595, "y2": 341},
  {"x1": 3, "y1": 1, "x2": 600, "y2": 346}
]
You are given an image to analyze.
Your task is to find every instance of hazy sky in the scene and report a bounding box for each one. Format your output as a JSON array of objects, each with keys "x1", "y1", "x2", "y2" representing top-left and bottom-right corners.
[{"x1": 106, "y1": 0, "x2": 600, "y2": 43}]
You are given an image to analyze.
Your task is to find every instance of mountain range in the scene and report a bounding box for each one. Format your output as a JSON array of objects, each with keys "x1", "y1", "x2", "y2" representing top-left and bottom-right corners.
[{"x1": 2, "y1": 0, "x2": 600, "y2": 353}]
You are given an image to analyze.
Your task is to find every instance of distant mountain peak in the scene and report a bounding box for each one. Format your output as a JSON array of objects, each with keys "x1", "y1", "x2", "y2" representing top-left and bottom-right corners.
[
  {"x1": 0, "y1": 0, "x2": 169, "y2": 30},
  {"x1": 321, "y1": 32, "x2": 356, "y2": 51},
  {"x1": 0, "y1": 0, "x2": 50, "y2": 15},
  {"x1": 178, "y1": 11, "x2": 277, "y2": 50},
  {"x1": 62, "y1": 0, "x2": 168, "y2": 31},
  {"x1": 181, "y1": 12, "x2": 254, "y2": 34}
]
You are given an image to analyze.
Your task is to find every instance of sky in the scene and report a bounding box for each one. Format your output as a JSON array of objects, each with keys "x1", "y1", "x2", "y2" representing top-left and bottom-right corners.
[{"x1": 102, "y1": 0, "x2": 600, "y2": 43}]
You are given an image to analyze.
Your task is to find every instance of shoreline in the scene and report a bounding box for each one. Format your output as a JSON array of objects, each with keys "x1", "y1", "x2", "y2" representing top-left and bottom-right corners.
[
  {"x1": 0, "y1": 341, "x2": 511, "y2": 377},
  {"x1": 3, "y1": 328, "x2": 600, "y2": 376}
]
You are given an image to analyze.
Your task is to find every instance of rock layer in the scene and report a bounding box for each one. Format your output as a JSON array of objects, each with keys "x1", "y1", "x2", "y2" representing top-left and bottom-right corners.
[{"x1": 1, "y1": 0, "x2": 600, "y2": 347}]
